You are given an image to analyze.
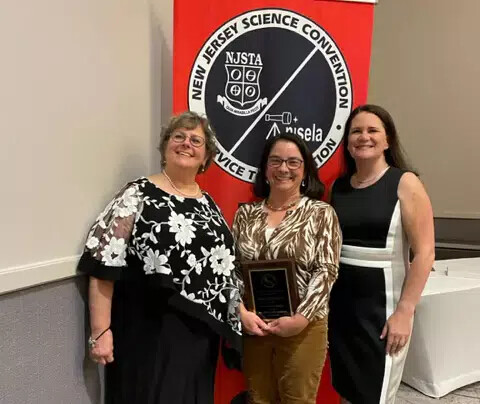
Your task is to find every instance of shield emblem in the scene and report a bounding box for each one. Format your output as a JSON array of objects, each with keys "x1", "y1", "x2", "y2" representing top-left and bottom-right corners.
[{"x1": 225, "y1": 65, "x2": 262, "y2": 107}]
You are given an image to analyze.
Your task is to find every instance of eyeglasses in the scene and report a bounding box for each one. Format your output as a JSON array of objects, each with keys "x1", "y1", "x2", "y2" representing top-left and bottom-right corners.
[
  {"x1": 267, "y1": 157, "x2": 304, "y2": 169},
  {"x1": 170, "y1": 131, "x2": 205, "y2": 148}
]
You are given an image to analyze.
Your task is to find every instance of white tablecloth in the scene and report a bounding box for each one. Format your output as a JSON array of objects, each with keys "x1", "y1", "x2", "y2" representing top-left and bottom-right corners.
[
  {"x1": 402, "y1": 263, "x2": 480, "y2": 397},
  {"x1": 431, "y1": 257, "x2": 480, "y2": 279}
]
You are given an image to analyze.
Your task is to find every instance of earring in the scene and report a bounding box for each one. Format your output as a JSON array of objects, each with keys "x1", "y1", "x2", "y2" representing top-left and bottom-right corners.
[
  {"x1": 199, "y1": 165, "x2": 205, "y2": 173},
  {"x1": 266, "y1": 179, "x2": 269, "y2": 185},
  {"x1": 302, "y1": 179, "x2": 305, "y2": 187}
]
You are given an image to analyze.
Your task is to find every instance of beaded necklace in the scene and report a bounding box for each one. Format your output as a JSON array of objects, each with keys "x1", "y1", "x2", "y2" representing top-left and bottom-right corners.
[
  {"x1": 162, "y1": 171, "x2": 200, "y2": 198},
  {"x1": 265, "y1": 197, "x2": 301, "y2": 211}
]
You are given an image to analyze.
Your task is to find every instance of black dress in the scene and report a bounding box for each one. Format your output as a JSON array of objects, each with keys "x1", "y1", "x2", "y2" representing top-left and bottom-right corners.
[
  {"x1": 329, "y1": 167, "x2": 410, "y2": 404},
  {"x1": 78, "y1": 177, "x2": 242, "y2": 404}
]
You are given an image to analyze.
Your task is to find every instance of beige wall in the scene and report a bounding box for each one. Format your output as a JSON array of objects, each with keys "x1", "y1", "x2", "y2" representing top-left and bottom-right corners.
[
  {"x1": 369, "y1": 0, "x2": 480, "y2": 219},
  {"x1": 151, "y1": 0, "x2": 174, "y2": 132},
  {"x1": 0, "y1": 0, "x2": 174, "y2": 292},
  {"x1": 5, "y1": 0, "x2": 477, "y2": 291}
]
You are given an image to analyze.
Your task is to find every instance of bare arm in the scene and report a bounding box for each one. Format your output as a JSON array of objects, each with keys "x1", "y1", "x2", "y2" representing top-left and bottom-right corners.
[
  {"x1": 88, "y1": 276, "x2": 115, "y2": 365},
  {"x1": 398, "y1": 173, "x2": 435, "y2": 312},
  {"x1": 89, "y1": 276, "x2": 114, "y2": 334},
  {"x1": 79, "y1": 184, "x2": 139, "y2": 364},
  {"x1": 381, "y1": 173, "x2": 435, "y2": 355}
]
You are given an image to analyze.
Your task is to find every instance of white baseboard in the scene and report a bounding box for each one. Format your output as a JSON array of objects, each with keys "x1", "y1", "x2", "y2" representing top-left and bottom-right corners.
[{"x1": 0, "y1": 255, "x2": 82, "y2": 295}]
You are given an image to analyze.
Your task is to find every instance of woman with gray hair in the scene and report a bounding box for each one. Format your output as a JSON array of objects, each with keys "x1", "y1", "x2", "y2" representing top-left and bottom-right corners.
[{"x1": 78, "y1": 111, "x2": 242, "y2": 403}]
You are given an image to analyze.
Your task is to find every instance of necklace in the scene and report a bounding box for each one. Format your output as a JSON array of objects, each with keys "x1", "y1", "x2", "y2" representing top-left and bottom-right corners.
[
  {"x1": 265, "y1": 197, "x2": 301, "y2": 212},
  {"x1": 353, "y1": 166, "x2": 390, "y2": 187},
  {"x1": 162, "y1": 171, "x2": 200, "y2": 197}
]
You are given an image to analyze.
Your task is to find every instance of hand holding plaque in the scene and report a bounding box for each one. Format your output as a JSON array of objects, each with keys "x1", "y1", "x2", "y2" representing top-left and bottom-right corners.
[{"x1": 241, "y1": 258, "x2": 299, "y2": 320}]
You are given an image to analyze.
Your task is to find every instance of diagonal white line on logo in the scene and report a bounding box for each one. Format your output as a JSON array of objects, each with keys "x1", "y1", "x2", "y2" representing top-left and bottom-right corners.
[{"x1": 229, "y1": 46, "x2": 319, "y2": 154}]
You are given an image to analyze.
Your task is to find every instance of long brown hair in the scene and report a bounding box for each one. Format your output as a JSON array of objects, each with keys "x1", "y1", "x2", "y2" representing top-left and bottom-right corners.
[{"x1": 343, "y1": 104, "x2": 416, "y2": 175}]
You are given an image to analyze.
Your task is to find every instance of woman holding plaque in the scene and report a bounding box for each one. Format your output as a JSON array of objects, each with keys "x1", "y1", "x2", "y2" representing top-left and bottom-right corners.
[
  {"x1": 77, "y1": 111, "x2": 242, "y2": 404},
  {"x1": 232, "y1": 133, "x2": 342, "y2": 404},
  {"x1": 328, "y1": 105, "x2": 435, "y2": 404}
]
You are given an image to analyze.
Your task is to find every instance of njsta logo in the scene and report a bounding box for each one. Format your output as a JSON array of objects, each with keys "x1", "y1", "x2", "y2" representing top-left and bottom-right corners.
[{"x1": 188, "y1": 8, "x2": 352, "y2": 183}]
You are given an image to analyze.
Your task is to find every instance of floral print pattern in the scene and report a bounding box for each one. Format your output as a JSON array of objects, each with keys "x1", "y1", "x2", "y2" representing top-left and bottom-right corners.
[{"x1": 83, "y1": 178, "x2": 242, "y2": 335}]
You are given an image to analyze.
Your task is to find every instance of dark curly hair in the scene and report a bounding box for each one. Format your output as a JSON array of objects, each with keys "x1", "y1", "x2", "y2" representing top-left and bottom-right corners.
[{"x1": 253, "y1": 133, "x2": 325, "y2": 200}]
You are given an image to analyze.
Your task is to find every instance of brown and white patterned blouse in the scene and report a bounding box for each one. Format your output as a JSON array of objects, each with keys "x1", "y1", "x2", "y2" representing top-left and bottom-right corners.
[{"x1": 232, "y1": 197, "x2": 342, "y2": 321}]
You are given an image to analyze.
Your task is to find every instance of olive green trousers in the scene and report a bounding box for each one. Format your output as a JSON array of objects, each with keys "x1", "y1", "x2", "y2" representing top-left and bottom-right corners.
[{"x1": 243, "y1": 317, "x2": 328, "y2": 404}]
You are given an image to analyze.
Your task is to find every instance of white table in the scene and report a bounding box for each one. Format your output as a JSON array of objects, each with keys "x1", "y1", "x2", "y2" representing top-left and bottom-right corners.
[
  {"x1": 402, "y1": 268, "x2": 480, "y2": 397},
  {"x1": 432, "y1": 257, "x2": 480, "y2": 279}
]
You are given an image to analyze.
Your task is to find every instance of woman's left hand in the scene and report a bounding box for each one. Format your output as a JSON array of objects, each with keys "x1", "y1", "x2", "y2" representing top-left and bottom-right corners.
[
  {"x1": 268, "y1": 314, "x2": 309, "y2": 337},
  {"x1": 380, "y1": 304, "x2": 414, "y2": 356}
]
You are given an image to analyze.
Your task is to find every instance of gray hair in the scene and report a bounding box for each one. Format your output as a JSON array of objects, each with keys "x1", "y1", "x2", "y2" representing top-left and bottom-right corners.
[{"x1": 158, "y1": 111, "x2": 217, "y2": 173}]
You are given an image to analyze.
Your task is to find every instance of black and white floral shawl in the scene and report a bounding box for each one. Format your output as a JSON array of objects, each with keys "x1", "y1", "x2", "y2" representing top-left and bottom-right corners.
[{"x1": 78, "y1": 177, "x2": 242, "y2": 357}]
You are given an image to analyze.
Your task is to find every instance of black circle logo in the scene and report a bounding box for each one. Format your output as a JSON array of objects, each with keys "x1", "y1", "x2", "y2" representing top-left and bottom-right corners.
[{"x1": 189, "y1": 8, "x2": 352, "y2": 182}]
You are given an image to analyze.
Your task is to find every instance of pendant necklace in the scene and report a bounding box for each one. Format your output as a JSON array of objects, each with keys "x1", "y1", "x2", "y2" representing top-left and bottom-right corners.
[{"x1": 353, "y1": 166, "x2": 390, "y2": 187}]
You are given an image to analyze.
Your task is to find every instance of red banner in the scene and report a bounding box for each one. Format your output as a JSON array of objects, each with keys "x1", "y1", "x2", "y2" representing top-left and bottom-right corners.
[{"x1": 174, "y1": 1, "x2": 374, "y2": 402}]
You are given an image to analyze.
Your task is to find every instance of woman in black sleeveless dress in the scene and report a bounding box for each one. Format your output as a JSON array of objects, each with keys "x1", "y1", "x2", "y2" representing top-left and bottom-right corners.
[{"x1": 329, "y1": 105, "x2": 435, "y2": 404}]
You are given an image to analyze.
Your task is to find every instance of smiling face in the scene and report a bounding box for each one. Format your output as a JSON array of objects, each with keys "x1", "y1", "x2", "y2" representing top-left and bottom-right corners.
[
  {"x1": 164, "y1": 125, "x2": 207, "y2": 172},
  {"x1": 347, "y1": 112, "x2": 389, "y2": 163},
  {"x1": 265, "y1": 140, "x2": 305, "y2": 196}
]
